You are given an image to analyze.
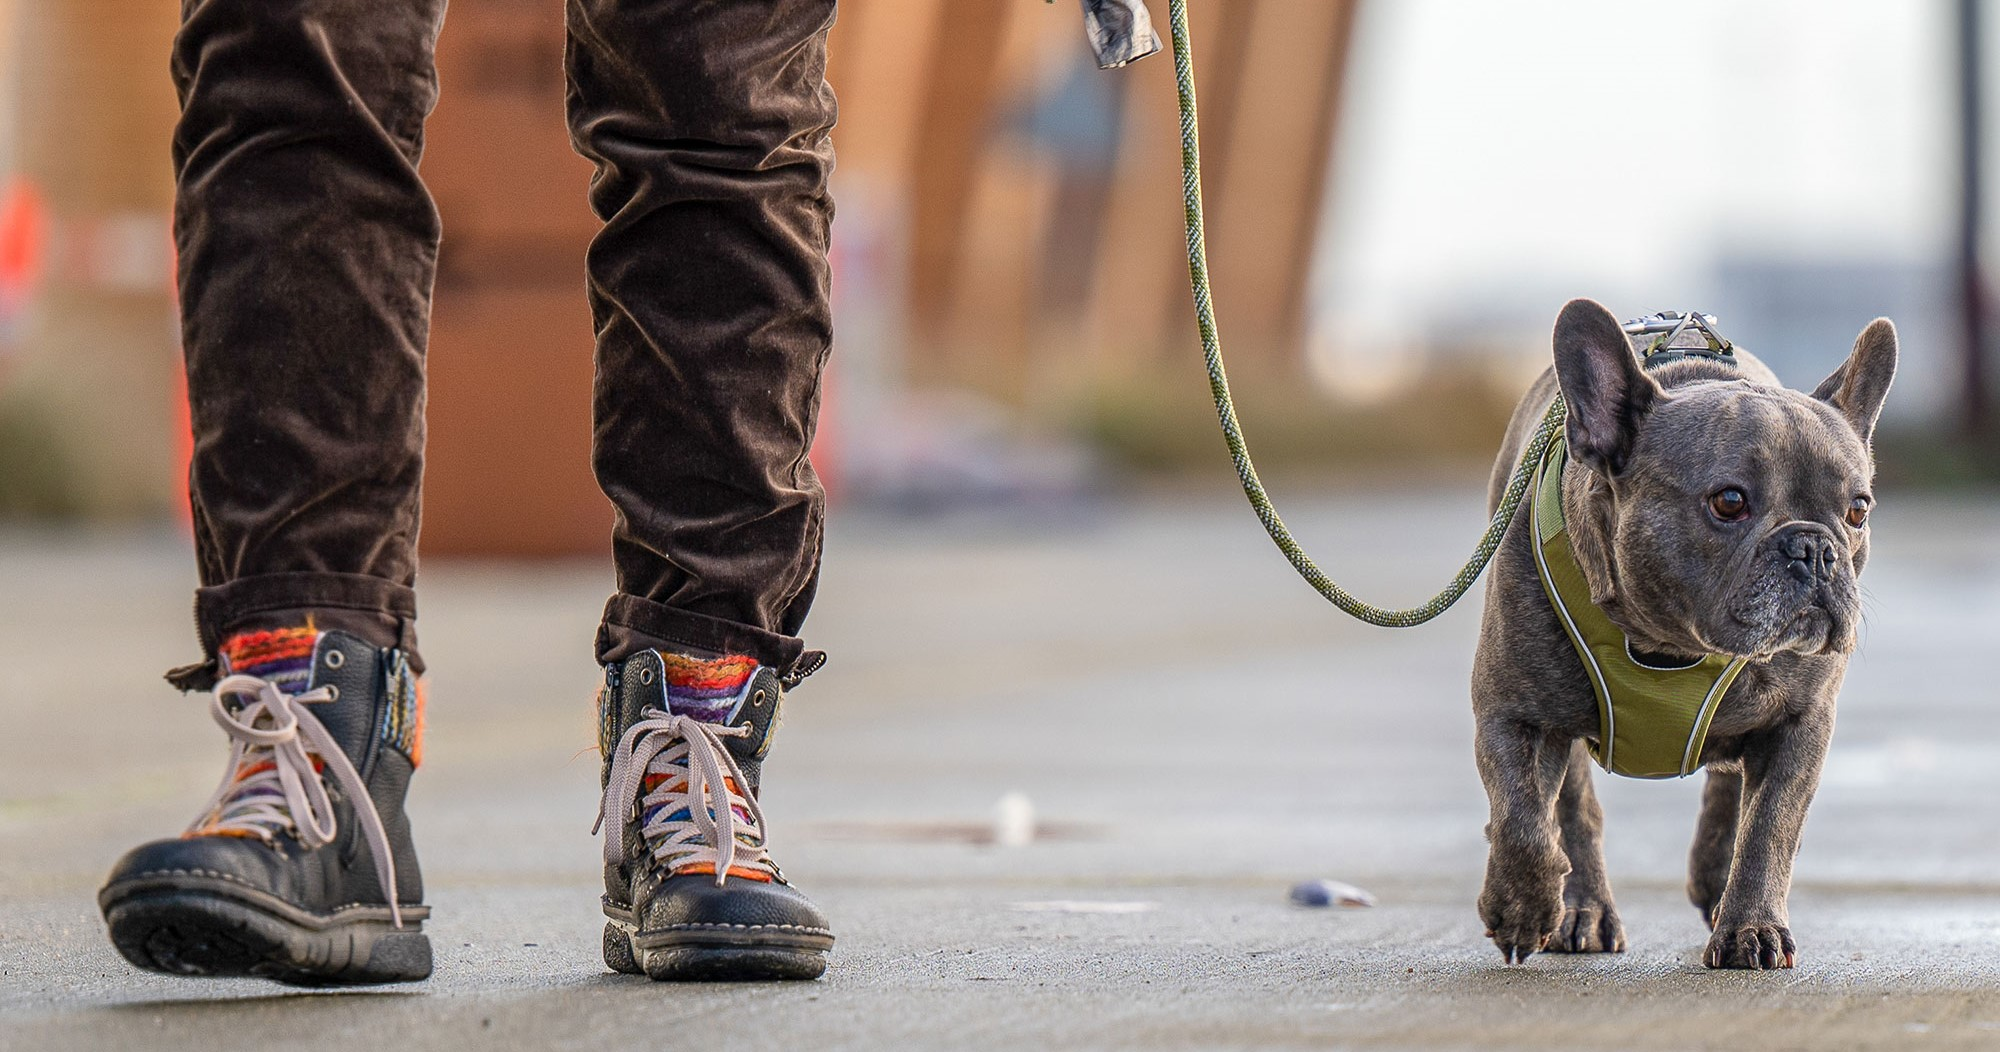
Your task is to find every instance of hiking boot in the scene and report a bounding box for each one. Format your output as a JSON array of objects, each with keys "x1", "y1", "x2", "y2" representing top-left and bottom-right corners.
[
  {"x1": 596, "y1": 649, "x2": 833, "y2": 981},
  {"x1": 99, "y1": 628, "x2": 431, "y2": 986}
]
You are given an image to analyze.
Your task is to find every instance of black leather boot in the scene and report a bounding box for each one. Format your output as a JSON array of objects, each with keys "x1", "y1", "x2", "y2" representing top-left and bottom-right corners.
[
  {"x1": 597, "y1": 649, "x2": 833, "y2": 981},
  {"x1": 100, "y1": 629, "x2": 431, "y2": 986}
]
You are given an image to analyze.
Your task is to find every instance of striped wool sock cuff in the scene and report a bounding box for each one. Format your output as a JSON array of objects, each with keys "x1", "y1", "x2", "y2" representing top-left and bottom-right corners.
[
  {"x1": 659, "y1": 652, "x2": 760, "y2": 723},
  {"x1": 218, "y1": 626, "x2": 319, "y2": 695}
]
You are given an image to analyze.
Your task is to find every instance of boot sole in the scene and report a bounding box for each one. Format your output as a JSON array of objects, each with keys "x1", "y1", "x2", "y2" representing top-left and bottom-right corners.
[
  {"x1": 101, "y1": 883, "x2": 431, "y2": 987},
  {"x1": 605, "y1": 919, "x2": 830, "y2": 981}
]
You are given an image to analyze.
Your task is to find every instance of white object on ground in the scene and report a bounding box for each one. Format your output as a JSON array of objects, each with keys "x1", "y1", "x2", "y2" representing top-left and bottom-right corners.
[{"x1": 994, "y1": 790, "x2": 1035, "y2": 848}]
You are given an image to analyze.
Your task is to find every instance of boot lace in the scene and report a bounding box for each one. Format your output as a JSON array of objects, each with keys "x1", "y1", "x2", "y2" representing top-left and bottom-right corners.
[
  {"x1": 594, "y1": 709, "x2": 777, "y2": 886},
  {"x1": 186, "y1": 673, "x2": 406, "y2": 927}
]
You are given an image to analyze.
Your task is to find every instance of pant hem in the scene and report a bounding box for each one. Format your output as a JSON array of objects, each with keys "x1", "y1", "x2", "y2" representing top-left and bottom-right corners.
[
  {"x1": 167, "y1": 572, "x2": 421, "y2": 691},
  {"x1": 596, "y1": 594, "x2": 808, "y2": 674}
]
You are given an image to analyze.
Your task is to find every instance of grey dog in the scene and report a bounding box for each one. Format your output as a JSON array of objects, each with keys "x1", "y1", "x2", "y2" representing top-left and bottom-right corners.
[{"x1": 1471, "y1": 298, "x2": 1896, "y2": 970}]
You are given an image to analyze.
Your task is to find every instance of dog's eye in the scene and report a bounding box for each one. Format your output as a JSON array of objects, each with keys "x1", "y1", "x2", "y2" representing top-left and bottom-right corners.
[
  {"x1": 1845, "y1": 497, "x2": 1871, "y2": 529},
  {"x1": 1709, "y1": 488, "x2": 1750, "y2": 521}
]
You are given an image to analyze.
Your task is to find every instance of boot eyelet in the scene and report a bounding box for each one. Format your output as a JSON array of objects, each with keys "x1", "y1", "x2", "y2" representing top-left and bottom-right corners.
[
  {"x1": 751, "y1": 690, "x2": 767, "y2": 708},
  {"x1": 740, "y1": 721, "x2": 757, "y2": 735},
  {"x1": 324, "y1": 650, "x2": 345, "y2": 669},
  {"x1": 639, "y1": 667, "x2": 654, "y2": 685},
  {"x1": 325, "y1": 685, "x2": 341, "y2": 701}
]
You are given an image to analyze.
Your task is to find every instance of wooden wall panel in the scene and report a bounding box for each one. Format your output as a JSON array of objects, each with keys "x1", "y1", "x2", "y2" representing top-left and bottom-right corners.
[
  {"x1": 936, "y1": 8, "x2": 1070, "y2": 386},
  {"x1": 1206, "y1": 0, "x2": 1357, "y2": 360},
  {"x1": 420, "y1": 0, "x2": 606, "y2": 555},
  {"x1": 827, "y1": 0, "x2": 945, "y2": 190},
  {"x1": 903, "y1": 0, "x2": 1016, "y2": 360},
  {"x1": 1083, "y1": 0, "x2": 1237, "y2": 371}
]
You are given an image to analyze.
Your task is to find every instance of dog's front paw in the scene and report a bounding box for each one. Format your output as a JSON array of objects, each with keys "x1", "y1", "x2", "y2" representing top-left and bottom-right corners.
[
  {"x1": 1478, "y1": 868, "x2": 1565, "y2": 964},
  {"x1": 1703, "y1": 921, "x2": 1796, "y2": 970},
  {"x1": 1547, "y1": 898, "x2": 1626, "y2": 954}
]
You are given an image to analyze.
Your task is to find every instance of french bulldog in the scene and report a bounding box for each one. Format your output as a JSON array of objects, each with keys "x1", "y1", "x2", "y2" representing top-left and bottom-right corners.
[{"x1": 1471, "y1": 298, "x2": 1896, "y2": 969}]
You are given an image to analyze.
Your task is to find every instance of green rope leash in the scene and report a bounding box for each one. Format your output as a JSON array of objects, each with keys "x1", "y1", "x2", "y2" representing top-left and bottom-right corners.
[{"x1": 1166, "y1": 0, "x2": 1567, "y2": 626}]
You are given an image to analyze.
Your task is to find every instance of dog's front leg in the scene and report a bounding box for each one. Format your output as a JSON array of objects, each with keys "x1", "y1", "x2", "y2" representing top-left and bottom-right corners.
[
  {"x1": 1549, "y1": 740, "x2": 1626, "y2": 953},
  {"x1": 1703, "y1": 710, "x2": 1834, "y2": 970},
  {"x1": 1687, "y1": 763, "x2": 1742, "y2": 929},
  {"x1": 1475, "y1": 716, "x2": 1572, "y2": 963}
]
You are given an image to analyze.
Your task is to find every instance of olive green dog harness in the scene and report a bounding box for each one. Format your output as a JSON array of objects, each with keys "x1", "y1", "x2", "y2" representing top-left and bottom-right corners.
[{"x1": 1530, "y1": 436, "x2": 1747, "y2": 779}]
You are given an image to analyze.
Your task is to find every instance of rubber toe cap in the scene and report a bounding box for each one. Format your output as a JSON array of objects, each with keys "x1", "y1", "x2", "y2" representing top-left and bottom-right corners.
[{"x1": 638, "y1": 873, "x2": 834, "y2": 950}]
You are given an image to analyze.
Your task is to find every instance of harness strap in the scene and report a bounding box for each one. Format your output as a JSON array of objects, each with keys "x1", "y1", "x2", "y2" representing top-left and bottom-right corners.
[{"x1": 1530, "y1": 437, "x2": 1748, "y2": 779}]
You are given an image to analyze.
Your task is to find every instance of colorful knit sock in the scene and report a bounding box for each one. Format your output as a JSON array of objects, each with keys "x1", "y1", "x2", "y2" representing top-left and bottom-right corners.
[
  {"x1": 215, "y1": 624, "x2": 425, "y2": 767},
  {"x1": 658, "y1": 652, "x2": 760, "y2": 723},
  {"x1": 218, "y1": 626, "x2": 320, "y2": 695}
]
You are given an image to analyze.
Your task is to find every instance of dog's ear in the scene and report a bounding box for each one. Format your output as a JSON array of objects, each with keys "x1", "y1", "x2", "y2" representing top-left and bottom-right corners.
[
  {"x1": 1812, "y1": 318, "x2": 1898, "y2": 443},
  {"x1": 1552, "y1": 298, "x2": 1659, "y2": 476}
]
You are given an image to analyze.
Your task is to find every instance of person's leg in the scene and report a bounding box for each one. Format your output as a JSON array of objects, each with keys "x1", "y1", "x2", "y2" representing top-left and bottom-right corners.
[
  {"x1": 170, "y1": 0, "x2": 442, "y2": 674},
  {"x1": 566, "y1": 0, "x2": 838, "y2": 982},
  {"x1": 99, "y1": 0, "x2": 444, "y2": 986},
  {"x1": 572, "y1": 0, "x2": 836, "y2": 675}
]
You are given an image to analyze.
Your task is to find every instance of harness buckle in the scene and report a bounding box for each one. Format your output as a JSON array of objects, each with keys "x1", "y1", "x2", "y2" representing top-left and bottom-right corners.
[{"x1": 1622, "y1": 310, "x2": 1735, "y2": 367}]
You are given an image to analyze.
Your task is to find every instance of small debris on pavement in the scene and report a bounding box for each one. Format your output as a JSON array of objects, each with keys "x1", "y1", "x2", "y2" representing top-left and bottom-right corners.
[{"x1": 1289, "y1": 879, "x2": 1376, "y2": 908}]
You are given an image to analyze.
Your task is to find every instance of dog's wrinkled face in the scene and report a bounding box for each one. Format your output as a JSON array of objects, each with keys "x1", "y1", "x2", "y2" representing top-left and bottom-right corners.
[
  {"x1": 1607, "y1": 386, "x2": 1873, "y2": 657},
  {"x1": 1550, "y1": 301, "x2": 1898, "y2": 660}
]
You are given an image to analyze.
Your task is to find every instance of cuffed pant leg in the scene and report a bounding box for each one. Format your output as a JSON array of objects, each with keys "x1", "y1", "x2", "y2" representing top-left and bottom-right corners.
[
  {"x1": 171, "y1": 0, "x2": 446, "y2": 676},
  {"x1": 565, "y1": 0, "x2": 838, "y2": 676}
]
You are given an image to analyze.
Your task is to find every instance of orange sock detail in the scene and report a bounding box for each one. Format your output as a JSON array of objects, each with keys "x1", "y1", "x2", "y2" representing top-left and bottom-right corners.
[
  {"x1": 220, "y1": 626, "x2": 319, "y2": 669},
  {"x1": 408, "y1": 678, "x2": 427, "y2": 768},
  {"x1": 673, "y1": 862, "x2": 776, "y2": 883}
]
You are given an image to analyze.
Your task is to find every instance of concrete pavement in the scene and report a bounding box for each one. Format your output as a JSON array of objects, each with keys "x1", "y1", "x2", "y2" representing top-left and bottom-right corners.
[{"x1": 5, "y1": 484, "x2": 2000, "y2": 1049}]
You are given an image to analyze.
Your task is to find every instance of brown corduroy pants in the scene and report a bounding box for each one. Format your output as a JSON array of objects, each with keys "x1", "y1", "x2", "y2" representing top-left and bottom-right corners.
[{"x1": 166, "y1": 0, "x2": 837, "y2": 688}]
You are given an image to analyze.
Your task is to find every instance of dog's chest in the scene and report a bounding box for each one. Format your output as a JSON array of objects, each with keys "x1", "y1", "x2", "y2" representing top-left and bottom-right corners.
[{"x1": 1699, "y1": 660, "x2": 1832, "y2": 743}]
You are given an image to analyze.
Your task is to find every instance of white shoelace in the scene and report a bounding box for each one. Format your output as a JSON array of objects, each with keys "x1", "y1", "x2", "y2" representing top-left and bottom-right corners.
[
  {"x1": 187, "y1": 673, "x2": 405, "y2": 927},
  {"x1": 594, "y1": 708, "x2": 776, "y2": 886}
]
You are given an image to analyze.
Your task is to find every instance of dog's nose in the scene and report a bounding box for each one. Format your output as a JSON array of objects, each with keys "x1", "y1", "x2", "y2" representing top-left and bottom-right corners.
[{"x1": 1778, "y1": 524, "x2": 1840, "y2": 583}]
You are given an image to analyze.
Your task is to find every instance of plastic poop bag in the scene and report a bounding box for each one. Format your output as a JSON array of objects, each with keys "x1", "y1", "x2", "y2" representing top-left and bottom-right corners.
[{"x1": 1069, "y1": 0, "x2": 1162, "y2": 69}]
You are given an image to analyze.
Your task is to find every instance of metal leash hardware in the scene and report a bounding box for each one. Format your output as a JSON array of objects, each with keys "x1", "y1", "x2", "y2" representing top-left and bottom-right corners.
[{"x1": 1625, "y1": 310, "x2": 1736, "y2": 365}]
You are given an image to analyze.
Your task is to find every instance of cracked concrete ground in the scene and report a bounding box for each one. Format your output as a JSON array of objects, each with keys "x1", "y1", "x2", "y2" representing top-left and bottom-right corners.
[{"x1": 4, "y1": 485, "x2": 2000, "y2": 1050}]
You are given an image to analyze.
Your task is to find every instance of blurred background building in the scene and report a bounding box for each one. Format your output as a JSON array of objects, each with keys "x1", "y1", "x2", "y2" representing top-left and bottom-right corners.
[{"x1": 1, "y1": 0, "x2": 1997, "y2": 552}]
